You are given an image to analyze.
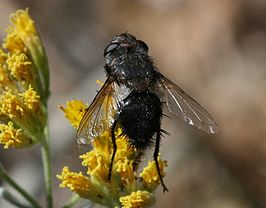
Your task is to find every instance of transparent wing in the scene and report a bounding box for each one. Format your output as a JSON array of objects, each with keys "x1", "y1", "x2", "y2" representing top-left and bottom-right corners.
[
  {"x1": 77, "y1": 78, "x2": 129, "y2": 145},
  {"x1": 159, "y1": 75, "x2": 218, "y2": 134}
]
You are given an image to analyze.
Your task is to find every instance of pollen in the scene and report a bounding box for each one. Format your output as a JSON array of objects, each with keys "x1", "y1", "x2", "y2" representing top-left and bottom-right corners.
[
  {"x1": 140, "y1": 156, "x2": 168, "y2": 191},
  {"x1": 0, "y1": 90, "x2": 24, "y2": 118},
  {"x1": 20, "y1": 85, "x2": 40, "y2": 109},
  {"x1": 6, "y1": 52, "x2": 32, "y2": 83},
  {"x1": 59, "y1": 100, "x2": 88, "y2": 129},
  {"x1": 0, "y1": 121, "x2": 32, "y2": 149},
  {"x1": 119, "y1": 191, "x2": 155, "y2": 208}
]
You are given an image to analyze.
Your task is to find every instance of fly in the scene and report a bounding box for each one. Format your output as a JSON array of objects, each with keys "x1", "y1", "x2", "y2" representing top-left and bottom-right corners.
[{"x1": 77, "y1": 33, "x2": 218, "y2": 192}]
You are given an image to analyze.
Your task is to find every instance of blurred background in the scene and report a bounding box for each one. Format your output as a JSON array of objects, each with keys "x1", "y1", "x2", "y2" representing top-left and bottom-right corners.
[{"x1": 0, "y1": 0, "x2": 266, "y2": 207}]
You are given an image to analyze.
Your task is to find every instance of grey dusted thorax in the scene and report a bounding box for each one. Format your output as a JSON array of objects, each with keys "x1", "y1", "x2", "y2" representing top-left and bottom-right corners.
[{"x1": 105, "y1": 53, "x2": 159, "y2": 91}]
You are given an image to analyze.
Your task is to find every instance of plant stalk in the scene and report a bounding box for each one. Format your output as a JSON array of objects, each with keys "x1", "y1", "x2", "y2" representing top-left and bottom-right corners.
[
  {"x1": 41, "y1": 125, "x2": 53, "y2": 208},
  {"x1": 0, "y1": 187, "x2": 31, "y2": 208},
  {"x1": 63, "y1": 194, "x2": 80, "y2": 208},
  {"x1": 0, "y1": 164, "x2": 42, "y2": 208}
]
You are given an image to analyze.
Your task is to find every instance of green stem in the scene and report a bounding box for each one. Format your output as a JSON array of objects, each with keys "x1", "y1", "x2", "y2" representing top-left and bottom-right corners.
[
  {"x1": 63, "y1": 194, "x2": 80, "y2": 208},
  {"x1": 0, "y1": 164, "x2": 42, "y2": 208},
  {"x1": 0, "y1": 187, "x2": 31, "y2": 208},
  {"x1": 41, "y1": 125, "x2": 53, "y2": 208}
]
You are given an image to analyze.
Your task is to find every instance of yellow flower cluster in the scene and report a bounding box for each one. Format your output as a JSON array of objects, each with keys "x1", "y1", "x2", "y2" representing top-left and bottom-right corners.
[
  {"x1": 120, "y1": 191, "x2": 155, "y2": 208},
  {"x1": 59, "y1": 100, "x2": 88, "y2": 129},
  {"x1": 140, "y1": 158, "x2": 168, "y2": 192},
  {"x1": 0, "y1": 122, "x2": 32, "y2": 149},
  {"x1": 58, "y1": 100, "x2": 168, "y2": 207},
  {"x1": 0, "y1": 9, "x2": 49, "y2": 149},
  {"x1": 6, "y1": 52, "x2": 32, "y2": 84}
]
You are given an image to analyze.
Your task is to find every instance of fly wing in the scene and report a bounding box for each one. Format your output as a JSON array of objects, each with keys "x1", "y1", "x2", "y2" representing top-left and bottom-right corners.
[
  {"x1": 159, "y1": 75, "x2": 218, "y2": 134},
  {"x1": 77, "y1": 78, "x2": 130, "y2": 145}
]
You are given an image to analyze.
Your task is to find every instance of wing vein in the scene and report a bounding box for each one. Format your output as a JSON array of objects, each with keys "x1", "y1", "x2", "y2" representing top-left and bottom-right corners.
[{"x1": 159, "y1": 75, "x2": 218, "y2": 134}]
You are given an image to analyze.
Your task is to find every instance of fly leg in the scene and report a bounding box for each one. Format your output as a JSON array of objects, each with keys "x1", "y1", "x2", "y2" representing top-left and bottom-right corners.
[
  {"x1": 154, "y1": 130, "x2": 169, "y2": 192},
  {"x1": 108, "y1": 119, "x2": 118, "y2": 180}
]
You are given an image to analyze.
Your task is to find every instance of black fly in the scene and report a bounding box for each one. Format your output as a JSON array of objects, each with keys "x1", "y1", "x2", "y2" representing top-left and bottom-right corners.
[{"x1": 77, "y1": 33, "x2": 218, "y2": 192}]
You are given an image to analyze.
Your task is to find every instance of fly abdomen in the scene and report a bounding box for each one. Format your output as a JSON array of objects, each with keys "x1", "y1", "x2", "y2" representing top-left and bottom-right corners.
[{"x1": 118, "y1": 91, "x2": 163, "y2": 150}]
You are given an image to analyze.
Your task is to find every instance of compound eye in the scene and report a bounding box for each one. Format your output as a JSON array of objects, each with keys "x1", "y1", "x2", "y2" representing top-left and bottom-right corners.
[
  {"x1": 104, "y1": 43, "x2": 119, "y2": 57},
  {"x1": 138, "y1": 40, "x2": 149, "y2": 53}
]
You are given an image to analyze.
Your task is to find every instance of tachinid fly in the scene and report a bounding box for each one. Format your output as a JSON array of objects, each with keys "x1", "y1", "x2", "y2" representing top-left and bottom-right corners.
[{"x1": 77, "y1": 33, "x2": 218, "y2": 192}]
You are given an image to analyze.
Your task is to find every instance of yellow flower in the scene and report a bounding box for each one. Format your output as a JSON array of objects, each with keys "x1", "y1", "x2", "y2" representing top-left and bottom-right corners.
[
  {"x1": 119, "y1": 191, "x2": 155, "y2": 208},
  {"x1": 0, "y1": 89, "x2": 45, "y2": 147},
  {"x1": 57, "y1": 167, "x2": 118, "y2": 207},
  {"x1": 115, "y1": 135, "x2": 135, "y2": 159},
  {"x1": 0, "y1": 9, "x2": 49, "y2": 149},
  {"x1": 19, "y1": 85, "x2": 40, "y2": 110},
  {"x1": 6, "y1": 52, "x2": 32, "y2": 85},
  {"x1": 140, "y1": 156, "x2": 168, "y2": 192},
  {"x1": 80, "y1": 149, "x2": 110, "y2": 180},
  {"x1": 3, "y1": 30, "x2": 26, "y2": 53},
  {"x1": 0, "y1": 49, "x2": 15, "y2": 90},
  {"x1": 7, "y1": 8, "x2": 49, "y2": 102},
  {"x1": 59, "y1": 100, "x2": 88, "y2": 129},
  {"x1": 57, "y1": 167, "x2": 95, "y2": 199},
  {"x1": 8, "y1": 9, "x2": 37, "y2": 43},
  {"x1": 58, "y1": 99, "x2": 168, "y2": 207},
  {"x1": 10, "y1": 9, "x2": 37, "y2": 41},
  {"x1": 115, "y1": 158, "x2": 136, "y2": 190},
  {"x1": 0, "y1": 122, "x2": 32, "y2": 149},
  {"x1": 0, "y1": 90, "x2": 24, "y2": 119}
]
